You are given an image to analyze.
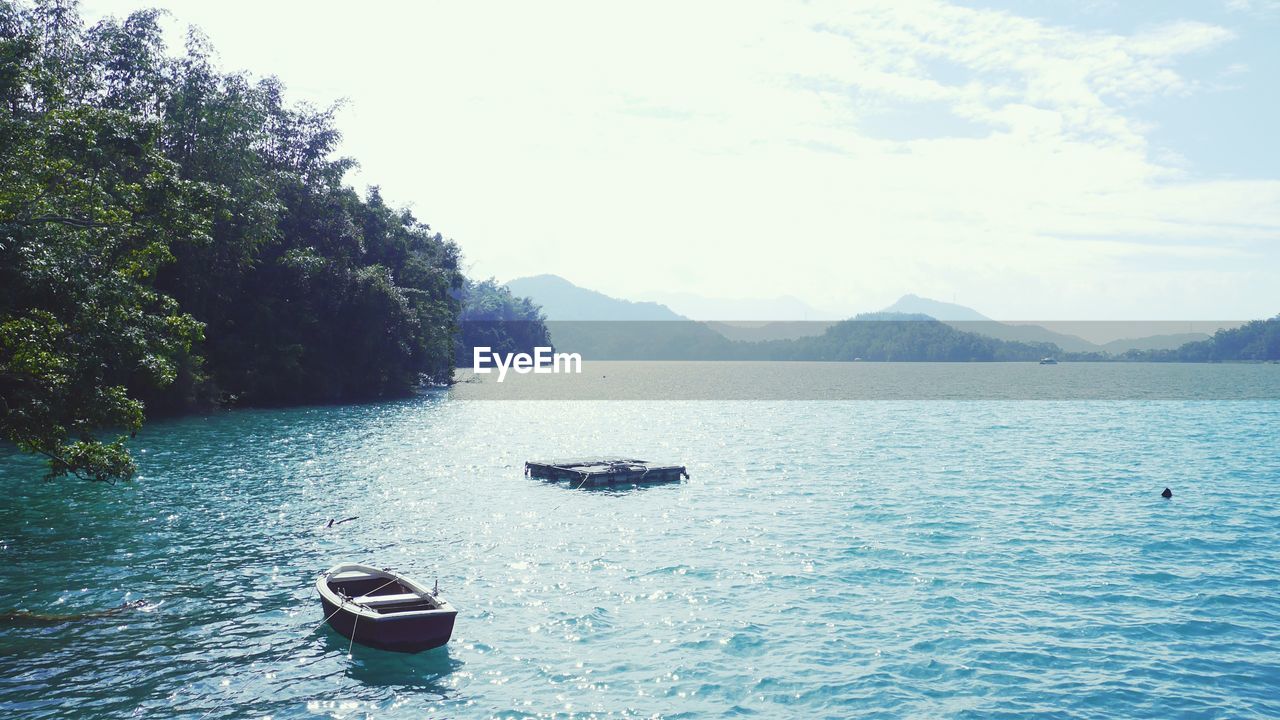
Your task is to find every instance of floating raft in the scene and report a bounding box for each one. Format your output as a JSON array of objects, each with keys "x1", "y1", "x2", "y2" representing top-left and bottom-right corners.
[{"x1": 525, "y1": 457, "x2": 688, "y2": 486}]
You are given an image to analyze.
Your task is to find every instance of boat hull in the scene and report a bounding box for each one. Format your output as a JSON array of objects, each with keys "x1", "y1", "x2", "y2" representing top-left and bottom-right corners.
[
  {"x1": 320, "y1": 595, "x2": 456, "y2": 653},
  {"x1": 316, "y1": 563, "x2": 458, "y2": 653}
]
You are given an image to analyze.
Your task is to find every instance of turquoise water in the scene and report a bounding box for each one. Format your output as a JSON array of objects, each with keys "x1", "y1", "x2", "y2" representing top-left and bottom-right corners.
[{"x1": 3, "y1": 376, "x2": 1280, "y2": 717}]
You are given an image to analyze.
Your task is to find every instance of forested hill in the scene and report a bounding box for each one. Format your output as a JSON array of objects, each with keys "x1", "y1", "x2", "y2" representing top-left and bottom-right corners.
[
  {"x1": 757, "y1": 313, "x2": 1060, "y2": 361},
  {"x1": 546, "y1": 312, "x2": 1279, "y2": 362},
  {"x1": 543, "y1": 313, "x2": 1063, "y2": 361},
  {"x1": 455, "y1": 279, "x2": 551, "y2": 367},
  {"x1": 1123, "y1": 316, "x2": 1280, "y2": 362},
  {"x1": 0, "y1": 2, "x2": 544, "y2": 481}
]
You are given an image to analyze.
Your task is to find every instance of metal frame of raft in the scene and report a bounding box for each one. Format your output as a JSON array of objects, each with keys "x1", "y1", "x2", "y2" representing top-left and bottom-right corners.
[{"x1": 525, "y1": 457, "x2": 689, "y2": 486}]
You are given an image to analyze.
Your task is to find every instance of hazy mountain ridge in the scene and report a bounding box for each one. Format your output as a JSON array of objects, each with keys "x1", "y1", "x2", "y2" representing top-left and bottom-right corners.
[
  {"x1": 650, "y1": 292, "x2": 838, "y2": 322},
  {"x1": 505, "y1": 275, "x2": 687, "y2": 321},
  {"x1": 882, "y1": 294, "x2": 989, "y2": 322},
  {"x1": 502, "y1": 276, "x2": 1061, "y2": 361},
  {"x1": 505, "y1": 276, "x2": 1238, "y2": 357},
  {"x1": 881, "y1": 295, "x2": 1212, "y2": 352}
]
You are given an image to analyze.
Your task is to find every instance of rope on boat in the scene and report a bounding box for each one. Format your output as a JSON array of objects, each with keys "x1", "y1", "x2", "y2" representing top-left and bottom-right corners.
[
  {"x1": 347, "y1": 611, "x2": 359, "y2": 658},
  {"x1": 335, "y1": 575, "x2": 402, "y2": 658},
  {"x1": 197, "y1": 573, "x2": 422, "y2": 717},
  {"x1": 264, "y1": 575, "x2": 403, "y2": 668}
]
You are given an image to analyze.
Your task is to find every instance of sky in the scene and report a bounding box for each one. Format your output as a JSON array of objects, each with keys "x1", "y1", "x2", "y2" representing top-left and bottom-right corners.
[{"x1": 82, "y1": 0, "x2": 1280, "y2": 320}]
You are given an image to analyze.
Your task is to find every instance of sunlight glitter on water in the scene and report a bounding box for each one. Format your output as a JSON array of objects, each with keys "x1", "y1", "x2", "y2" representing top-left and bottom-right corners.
[{"x1": 2, "y1": 375, "x2": 1280, "y2": 717}]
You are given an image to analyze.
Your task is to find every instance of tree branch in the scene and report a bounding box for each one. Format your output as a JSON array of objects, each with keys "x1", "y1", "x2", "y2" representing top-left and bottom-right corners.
[
  {"x1": 15, "y1": 215, "x2": 119, "y2": 229},
  {"x1": 33, "y1": 448, "x2": 115, "y2": 484}
]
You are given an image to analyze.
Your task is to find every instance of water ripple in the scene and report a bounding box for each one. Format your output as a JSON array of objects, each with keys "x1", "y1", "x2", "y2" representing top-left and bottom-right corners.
[{"x1": 2, "y1": 397, "x2": 1279, "y2": 717}]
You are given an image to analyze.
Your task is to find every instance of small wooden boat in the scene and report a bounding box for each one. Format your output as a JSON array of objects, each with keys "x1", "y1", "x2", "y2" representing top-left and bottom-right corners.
[
  {"x1": 525, "y1": 457, "x2": 688, "y2": 486},
  {"x1": 316, "y1": 563, "x2": 457, "y2": 653}
]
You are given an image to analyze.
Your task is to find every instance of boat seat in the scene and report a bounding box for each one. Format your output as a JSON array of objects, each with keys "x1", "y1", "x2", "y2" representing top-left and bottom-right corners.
[
  {"x1": 353, "y1": 592, "x2": 422, "y2": 606},
  {"x1": 332, "y1": 571, "x2": 380, "y2": 581}
]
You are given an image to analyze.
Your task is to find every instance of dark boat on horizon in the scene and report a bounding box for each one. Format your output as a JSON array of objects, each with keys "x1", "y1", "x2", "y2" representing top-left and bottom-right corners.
[{"x1": 316, "y1": 563, "x2": 457, "y2": 653}]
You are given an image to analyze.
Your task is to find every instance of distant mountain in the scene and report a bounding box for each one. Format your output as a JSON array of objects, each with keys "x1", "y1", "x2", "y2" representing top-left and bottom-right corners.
[
  {"x1": 503, "y1": 281, "x2": 1225, "y2": 356},
  {"x1": 650, "y1": 291, "x2": 839, "y2": 321},
  {"x1": 1132, "y1": 315, "x2": 1279, "y2": 361},
  {"x1": 756, "y1": 312, "x2": 1059, "y2": 362},
  {"x1": 959, "y1": 321, "x2": 1101, "y2": 352},
  {"x1": 704, "y1": 321, "x2": 835, "y2": 342},
  {"x1": 649, "y1": 292, "x2": 840, "y2": 342},
  {"x1": 882, "y1": 295, "x2": 1098, "y2": 351},
  {"x1": 485, "y1": 275, "x2": 1279, "y2": 361},
  {"x1": 504, "y1": 274, "x2": 686, "y2": 321},
  {"x1": 878, "y1": 295, "x2": 1219, "y2": 352},
  {"x1": 882, "y1": 294, "x2": 990, "y2": 322},
  {"x1": 544, "y1": 311, "x2": 1060, "y2": 362}
]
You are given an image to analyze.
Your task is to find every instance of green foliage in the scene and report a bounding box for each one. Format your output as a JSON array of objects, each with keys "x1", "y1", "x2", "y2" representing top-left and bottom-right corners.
[
  {"x1": 763, "y1": 314, "x2": 1058, "y2": 362},
  {"x1": 1116, "y1": 316, "x2": 1280, "y2": 362},
  {"x1": 1183, "y1": 316, "x2": 1280, "y2": 361},
  {"x1": 1, "y1": 2, "x2": 207, "y2": 480},
  {"x1": 455, "y1": 278, "x2": 551, "y2": 366},
  {"x1": 1, "y1": 1, "x2": 524, "y2": 481},
  {"x1": 545, "y1": 314, "x2": 1060, "y2": 362}
]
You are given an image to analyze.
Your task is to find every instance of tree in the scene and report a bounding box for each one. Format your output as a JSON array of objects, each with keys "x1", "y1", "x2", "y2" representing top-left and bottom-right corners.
[
  {"x1": 455, "y1": 278, "x2": 551, "y2": 366},
  {"x1": 1, "y1": 1, "x2": 206, "y2": 480},
  {"x1": 3, "y1": 1, "x2": 529, "y2": 481}
]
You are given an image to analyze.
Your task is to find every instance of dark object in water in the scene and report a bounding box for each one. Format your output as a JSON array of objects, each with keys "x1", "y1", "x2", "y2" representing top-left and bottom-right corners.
[
  {"x1": 316, "y1": 564, "x2": 457, "y2": 653},
  {"x1": 1161, "y1": 487, "x2": 1173, "y2": 499},
  {"x1": 525, "y1": 457, "x2": 689, "y2": 486},
  {"x1": 327, "y1": 516, "x2": 358, "y2": 528},
  {"x1": 1, "y1": 599, "x2": 149, "y2": 626}
]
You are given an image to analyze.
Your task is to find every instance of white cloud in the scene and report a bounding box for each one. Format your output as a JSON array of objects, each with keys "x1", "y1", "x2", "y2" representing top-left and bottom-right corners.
[
  {"x1": 1223, "y1": 0, "x2": 1280, "y2": 13},
  {"x1": 83, "y1": 0, "x2": 1279, "y2": 319}
]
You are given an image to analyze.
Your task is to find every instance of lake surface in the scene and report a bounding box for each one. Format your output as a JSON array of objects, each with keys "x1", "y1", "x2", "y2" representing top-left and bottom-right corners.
[
  {"x1": 2, "y1": 364, "x2": 1279, "y2": 718},
  {"x1": 453, "y1": 361, "x2": 1280, "y2": 400}
]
